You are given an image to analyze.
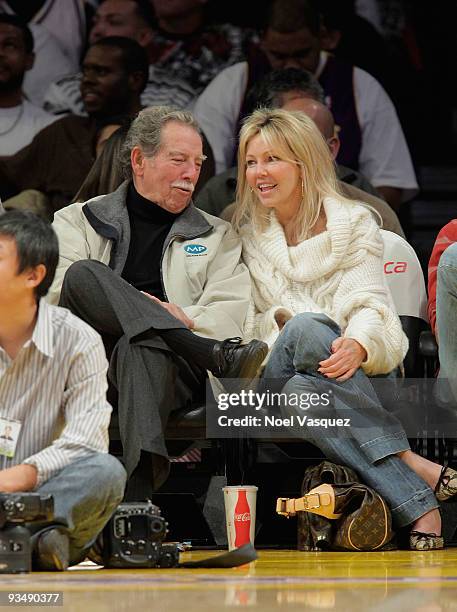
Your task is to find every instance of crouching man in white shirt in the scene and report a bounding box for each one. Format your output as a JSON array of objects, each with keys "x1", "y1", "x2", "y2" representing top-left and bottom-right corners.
[{"x1": 0, "y1": 210, "x2": 126, "y2": 570}]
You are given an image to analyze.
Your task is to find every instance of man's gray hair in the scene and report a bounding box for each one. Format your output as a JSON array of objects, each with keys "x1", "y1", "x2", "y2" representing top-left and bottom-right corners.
[{"x1": 119, "y1": 106, "x2": 202, "y2": 179}]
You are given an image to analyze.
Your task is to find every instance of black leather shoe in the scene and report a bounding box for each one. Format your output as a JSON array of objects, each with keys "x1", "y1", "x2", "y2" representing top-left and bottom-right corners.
[
  {"x1": 35, "y1": 527, "x2": 70, "y2": 571},
  {"x1": 212, "y1": 337, "x2": 268, "y2": 380}
]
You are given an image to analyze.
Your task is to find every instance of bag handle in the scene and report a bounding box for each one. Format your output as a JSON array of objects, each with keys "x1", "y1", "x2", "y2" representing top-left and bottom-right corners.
[{"x1": 276, "y1": 484, "x2": 342, "y2": 520}]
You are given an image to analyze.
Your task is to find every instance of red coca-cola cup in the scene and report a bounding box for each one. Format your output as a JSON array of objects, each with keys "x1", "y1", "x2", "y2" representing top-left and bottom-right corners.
[{"x1": 222, "y1": 485, "x2": 258, "y2": 550}]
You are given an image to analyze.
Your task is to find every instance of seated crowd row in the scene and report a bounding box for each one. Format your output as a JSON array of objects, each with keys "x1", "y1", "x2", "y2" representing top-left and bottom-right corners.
[
  {"x1": 0, "y1": 0, "x2": 456, "y2": 568},
  {"x1": 0, "y1": 102, "x2": 456, "y2": 568},
  {"x1": 1, "y1": 0, "x2": 419, "y2": 215}
]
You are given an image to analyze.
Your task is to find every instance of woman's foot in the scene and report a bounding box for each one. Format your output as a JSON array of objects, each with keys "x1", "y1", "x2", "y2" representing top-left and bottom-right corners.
[
  {"x1": 398, "y1": 451, "x2": 457, "y2": 501},
  {"x1": 409, "y1": 508, "x2": 443, "y2": 551},
  {"x1": 397, "y1": 450, "x2": 443, "y2": 490},
  {"x1": 435, "y1": 465, "x2": 457, "y2": 501},
  {"x1": 410, "y1": 531, "x2": 444, "y2": 551}
]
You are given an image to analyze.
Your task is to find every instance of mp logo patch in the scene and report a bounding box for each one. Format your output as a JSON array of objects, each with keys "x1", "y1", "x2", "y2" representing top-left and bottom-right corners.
[{"x1": 184, "y1": 244, "x2": 208, "y2": 256}]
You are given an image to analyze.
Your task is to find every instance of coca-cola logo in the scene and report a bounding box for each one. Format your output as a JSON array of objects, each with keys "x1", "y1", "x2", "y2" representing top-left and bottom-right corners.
[{"x1": 234, "y1": 512, "x2": 251, "y2": 522}]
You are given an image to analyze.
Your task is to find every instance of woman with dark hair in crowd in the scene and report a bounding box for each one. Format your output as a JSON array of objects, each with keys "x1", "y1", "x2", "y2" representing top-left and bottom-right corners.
[
  {"x1": 73, "y1": 122, "x2": 131, "y2": 203},
  {"x1": 233, "y1": 107, "x2": 457, "y2": 550}
]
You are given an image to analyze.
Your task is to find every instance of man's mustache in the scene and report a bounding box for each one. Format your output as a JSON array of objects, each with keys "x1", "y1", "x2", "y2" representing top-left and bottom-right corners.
[{"x1": 171, "y1": 181, "x2": 195, "y2": 193}]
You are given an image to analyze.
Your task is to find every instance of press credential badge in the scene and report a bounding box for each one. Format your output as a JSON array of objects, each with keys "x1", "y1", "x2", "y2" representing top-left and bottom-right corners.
[{"x1": 0, "y1": 417, "x2": 22, "y2": 458}]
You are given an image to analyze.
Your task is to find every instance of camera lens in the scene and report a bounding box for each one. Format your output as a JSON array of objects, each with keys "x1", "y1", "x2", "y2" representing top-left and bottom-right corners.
[{"x1": 150, "y1": 519, "x2": 164, "y2": 535}]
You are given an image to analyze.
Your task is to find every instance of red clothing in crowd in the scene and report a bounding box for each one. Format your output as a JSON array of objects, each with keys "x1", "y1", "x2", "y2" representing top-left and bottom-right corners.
[{"x1": 428, "y1": 219, "x2": 457, "y2": 335}]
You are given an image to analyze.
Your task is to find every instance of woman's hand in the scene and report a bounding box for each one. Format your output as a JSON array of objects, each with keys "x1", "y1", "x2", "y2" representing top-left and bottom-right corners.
[{"x1": 318, "y1": 337, "x2": 367, "y2": 382}]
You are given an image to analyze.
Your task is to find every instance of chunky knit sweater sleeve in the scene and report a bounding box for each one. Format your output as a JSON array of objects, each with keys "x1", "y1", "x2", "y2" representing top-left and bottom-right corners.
[{"x1": 333, "y1": 213, "x2": 409, "y2": 374}]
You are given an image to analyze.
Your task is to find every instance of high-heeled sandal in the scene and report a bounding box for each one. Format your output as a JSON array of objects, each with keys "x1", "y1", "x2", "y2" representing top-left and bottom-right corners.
[
  {"x1": 409, "y1": 531, "x2": 444, "y2": 551},
  {"x1": 276, "y1": 483, "x2": 342, "y2": 520},
  {"x1": 435, "y1": 465, "x2": 457, "y2": 502}
]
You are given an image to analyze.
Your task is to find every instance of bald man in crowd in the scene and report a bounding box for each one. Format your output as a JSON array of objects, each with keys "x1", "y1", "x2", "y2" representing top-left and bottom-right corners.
[
  {"x1": 194, "y1": 0, "x2": 419, "y2": 212},
  {"x1": 196, "y1": 68, "x2": 404, "y2": 237}
]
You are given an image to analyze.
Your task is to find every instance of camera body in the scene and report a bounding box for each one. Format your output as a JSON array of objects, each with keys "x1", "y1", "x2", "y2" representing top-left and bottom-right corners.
[
  {"x1": 0, "y1": 493, "x2": 54, "y2": 526},
  {"x1": 103, "y1": 501, "x2": 179, "y2": 568},
  {"x1": 0, "y1": 525, "x2": 32, "y2": 573},
  {"x1": 0, "y1": 494, "x2": 54, "y2": 574}
]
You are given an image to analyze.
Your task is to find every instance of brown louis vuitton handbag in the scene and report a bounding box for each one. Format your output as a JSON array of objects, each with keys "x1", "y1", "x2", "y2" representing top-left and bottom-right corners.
[{"x1": 276, "y1": 461, "x2": 396, "y2": 551}]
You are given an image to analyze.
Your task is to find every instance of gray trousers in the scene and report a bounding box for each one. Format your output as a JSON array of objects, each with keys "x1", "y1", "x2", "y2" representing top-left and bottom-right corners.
[
  {"x1": 59, "y1": 260, "x2": 207, "y2": 490},
  {"x1": 262, "y1": 313, "x2": 438, "y2": 528},
  {"x1": 33, "y1": 453, "x2": 126, "y2": 566}
]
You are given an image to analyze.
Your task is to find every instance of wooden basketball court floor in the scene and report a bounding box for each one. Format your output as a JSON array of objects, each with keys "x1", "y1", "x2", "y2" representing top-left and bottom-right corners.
[{"x1": 1, "y1": 549, "x2": 457, "y2": 611}]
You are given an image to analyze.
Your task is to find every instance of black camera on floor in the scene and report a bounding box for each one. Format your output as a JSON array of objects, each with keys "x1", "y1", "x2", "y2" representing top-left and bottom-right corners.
[
  {"x1": 0, "y1": 493, "x2": 54, "y2": 574},
  {"x1": 102, "y1": 501, "x2": 179, "y2": 568}
]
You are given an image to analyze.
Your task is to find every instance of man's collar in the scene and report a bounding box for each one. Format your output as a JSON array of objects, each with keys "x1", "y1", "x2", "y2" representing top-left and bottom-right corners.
[
  {"x1": 84, "y1": 180, "x2": 213, "y2": 241},
  {"x1": 31, "y1": 299, "x2": 54, "y2": 358}
]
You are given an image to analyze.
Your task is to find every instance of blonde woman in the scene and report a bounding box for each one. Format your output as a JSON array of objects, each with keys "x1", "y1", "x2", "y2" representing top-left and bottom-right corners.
[{"x1": 234, "y1": 108, "x2": 457, "y2": 550}]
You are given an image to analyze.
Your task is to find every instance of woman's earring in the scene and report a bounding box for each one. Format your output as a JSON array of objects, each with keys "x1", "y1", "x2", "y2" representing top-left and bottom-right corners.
[{"x1": 301, "y1": 179, "x2": 305, "y2": 197}]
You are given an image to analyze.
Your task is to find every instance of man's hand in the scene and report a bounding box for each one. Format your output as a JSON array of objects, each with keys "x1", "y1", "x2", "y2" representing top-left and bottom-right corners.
[
  {"x1": 142, "y1": 293, "x2": 195, "y2": 329},
  {"x1": 318, "y1": 337, "x2": 367, "y2": 382},
  {"x1": 0, "y1": 464, "x2": 37, "y2": 492}
]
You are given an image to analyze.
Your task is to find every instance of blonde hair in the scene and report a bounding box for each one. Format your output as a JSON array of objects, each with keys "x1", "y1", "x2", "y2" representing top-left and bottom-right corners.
[{"x1": 233, "y1": 108, "x2": 353, "y2": 242}]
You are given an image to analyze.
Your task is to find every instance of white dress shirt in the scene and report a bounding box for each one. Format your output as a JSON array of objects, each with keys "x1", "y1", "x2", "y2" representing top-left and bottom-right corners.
[{"x1": 0, "y1": 299, "x2": 112, "y2": 486}]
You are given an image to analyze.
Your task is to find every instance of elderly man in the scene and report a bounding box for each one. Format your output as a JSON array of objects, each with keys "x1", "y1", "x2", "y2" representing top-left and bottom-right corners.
[{"x1": 49, "y1": 106, "x2": 266, "y2": 500}]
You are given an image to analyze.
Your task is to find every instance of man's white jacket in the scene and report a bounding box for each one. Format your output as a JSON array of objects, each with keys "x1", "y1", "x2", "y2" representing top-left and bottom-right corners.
[{"x1": 49, "y1": 181, "x2": 251, "y2": 340}]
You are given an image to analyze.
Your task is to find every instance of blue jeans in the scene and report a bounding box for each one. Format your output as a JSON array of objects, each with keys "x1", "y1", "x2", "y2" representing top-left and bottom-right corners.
[
  {"x1": 262, "y1": 312, "x2": 438, "y2": 528},
  {"x1": 34, "y1": 453, "x2": 126, "y2": 565},
  {"x1": 436, "y1": 242, "x2": 457, "y2": 406}
]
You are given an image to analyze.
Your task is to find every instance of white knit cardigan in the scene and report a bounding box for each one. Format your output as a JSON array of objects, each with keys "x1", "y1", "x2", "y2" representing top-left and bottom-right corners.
[{"x1": 240, "y1": 197, "x2": 409, "y2": 375}]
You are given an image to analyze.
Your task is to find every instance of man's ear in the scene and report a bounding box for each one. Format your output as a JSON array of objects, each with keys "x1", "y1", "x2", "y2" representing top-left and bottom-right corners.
[
  {"x1": 137, "y1": 28, "x2": 154, "y2": 47},
  {"x1": 131, "y1": 146, "x2": 145, "y2": 177},
  {"x1": 327, "y1": 135, "x2": 340, "y2": 161},
  {"x1": 128, "y1": 70, "x2": 146, "y2": 94},
  {"x1": 25, "y1": 264, "x2": 46, "y2": 292},
  {"x1": 320, "y1": 26, "x2": 342, "y2": 51}
]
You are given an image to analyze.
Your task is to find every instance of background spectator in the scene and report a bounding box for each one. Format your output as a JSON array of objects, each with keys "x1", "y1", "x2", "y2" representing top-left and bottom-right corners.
[
  {"x1": 72, "y1": 121, "x2": 131, "y2": 204},
  {"x1": 0, "y1": 15, "x2": 57, "y2": 154},
  {"x1": 193, "y1": 0, "x2": 418, "y2": 211},
  {"x1": 0, "y1": 0, "x2": 88, "y2": 104},
  {"x1": 44, "y1": 0, "x2": 197, "y2": 115},
  {"x1": 0, "y1": 37, "x2": 148, "y2": 215},
  {"x1": 147, "y1": 0, "x2": 255, "y2": 97},
  {"x1": 427, "y1": 220, "x2": 457, "y2": 337}
]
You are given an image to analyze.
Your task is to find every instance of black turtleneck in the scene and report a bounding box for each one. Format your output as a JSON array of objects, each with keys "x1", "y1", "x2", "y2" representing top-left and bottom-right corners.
[{"x1": 121, "y1": 182, "x2": 181, "y2": 299}]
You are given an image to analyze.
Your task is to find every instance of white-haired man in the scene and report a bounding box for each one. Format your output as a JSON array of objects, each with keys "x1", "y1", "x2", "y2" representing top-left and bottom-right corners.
[{"x1": 49, "y1": 106, "x2": 266, "y2": 500}]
